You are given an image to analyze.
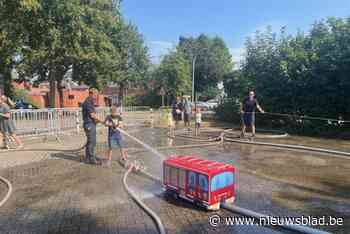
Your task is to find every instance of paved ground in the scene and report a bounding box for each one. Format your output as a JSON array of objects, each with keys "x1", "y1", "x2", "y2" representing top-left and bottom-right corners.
[
  {"x1": 0, "y1": 155, "x2": 282, "y2": 234},
  {"x1": 0, "y1": 126, "x2": 349, "y2": 234},
  {"x1": 0, "y1": 179, "x2": 7, "y2": 203}
]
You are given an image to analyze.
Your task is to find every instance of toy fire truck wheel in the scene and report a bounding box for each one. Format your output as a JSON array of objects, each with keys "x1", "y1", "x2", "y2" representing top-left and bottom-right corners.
[
  {"x1": 165, "y1": 189, "x2": 178, "y2": 200},
  {"x1": 225, "y1": 197, "x2": 235, "y2": 204},
  {"x1": 208, "y1": 202, "x2": 220, "y2": 211},
  {"x1": 172, "y1": 192, "x2": 179, "y2": 200}
]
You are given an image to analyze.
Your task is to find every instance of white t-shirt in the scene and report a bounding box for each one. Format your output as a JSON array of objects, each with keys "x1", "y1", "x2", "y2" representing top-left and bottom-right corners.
[
  {"x1": 195, "y1": 113, "x2": 202, "y2": 123},
  {"x1": 167, "y1": 112, "x2": 174, "y2": 126}
]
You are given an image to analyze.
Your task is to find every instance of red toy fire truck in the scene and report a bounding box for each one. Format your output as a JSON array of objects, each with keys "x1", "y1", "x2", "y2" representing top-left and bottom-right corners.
[{"x1": 163, "y1": 156, "x2": 235, "y2": 210}]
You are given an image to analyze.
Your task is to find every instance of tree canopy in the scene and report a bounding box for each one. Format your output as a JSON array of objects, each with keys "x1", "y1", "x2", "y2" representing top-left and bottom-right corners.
[
  {"x1": 150, "y1": 34, "x2": 233, "y2": 103},
  {"x1": 178, "y1": 34, "x2": 233, "y2": 95},
  {"x1": 224, "y1": 17, "x2": 350, "y2": 119},
  {"x1": 154, "y1": 51, "x2": 191, "y2": 99},
  {"x1": 0, "y1": 0, "x2": 150, "y2": 106}
]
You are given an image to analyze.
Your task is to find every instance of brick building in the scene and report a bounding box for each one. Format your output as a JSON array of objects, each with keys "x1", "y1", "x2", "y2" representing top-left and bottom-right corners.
[{"x1": 13, "y1": 81, "x2": 107, "y2": 108}]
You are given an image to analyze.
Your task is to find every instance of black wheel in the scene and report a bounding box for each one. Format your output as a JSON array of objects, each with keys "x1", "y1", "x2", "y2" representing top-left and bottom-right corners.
[{"x1": 173, "y1": 192, "x2": 179, "y2": 200}]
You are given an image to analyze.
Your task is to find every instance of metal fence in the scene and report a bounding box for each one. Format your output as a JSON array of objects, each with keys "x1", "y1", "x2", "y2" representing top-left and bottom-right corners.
[{"x1": 10, "y1": 106, "x2": 151, "y2": 137}]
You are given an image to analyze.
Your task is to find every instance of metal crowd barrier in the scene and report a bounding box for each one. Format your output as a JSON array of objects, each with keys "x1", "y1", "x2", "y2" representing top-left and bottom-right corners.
[{"x1": 10, "y1": 106, "x2": 151, "y2": 137}]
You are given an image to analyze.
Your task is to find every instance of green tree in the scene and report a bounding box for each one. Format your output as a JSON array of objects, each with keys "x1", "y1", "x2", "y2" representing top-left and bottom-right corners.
[
  {"x1": 154, "y1": 51, "x2": 191, "y2": 100},
  {"x1": 178, "y1": 34, "x2": 233, "y2": 97},
  {"x1": 0, "y1": 0, "x2": 40, "y2": 96},
  {"x1": 224, "y1": 16, "x2": 350, "y2": 123},
  {"x1": 111, "y1": 20, "x2": 150, "y2": 102},
  {"x1": 13, "y1": 0, "x2": 121, "y2": 107}
]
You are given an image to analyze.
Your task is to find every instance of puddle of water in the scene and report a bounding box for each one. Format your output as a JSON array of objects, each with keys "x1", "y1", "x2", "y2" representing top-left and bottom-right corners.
[{"x1": 259, "y1": 135, "x2": 350, "y2": 153}]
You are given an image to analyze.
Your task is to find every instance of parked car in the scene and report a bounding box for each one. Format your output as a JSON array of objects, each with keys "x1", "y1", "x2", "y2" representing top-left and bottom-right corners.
[
  {"x1": 206, "y1": 99, "x2": 218, "y2": 109},
  {"x1": 15, "y1": 100, "x2": 38, "y2": 109},
  {"x1": 193, "y1": 101, "x2": 210, "y2": 111}
]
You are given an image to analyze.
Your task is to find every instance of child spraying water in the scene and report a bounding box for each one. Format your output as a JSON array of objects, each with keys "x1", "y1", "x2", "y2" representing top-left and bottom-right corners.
[{"x1": 104, "y1": 105, "x2": 128, "y2": 166}]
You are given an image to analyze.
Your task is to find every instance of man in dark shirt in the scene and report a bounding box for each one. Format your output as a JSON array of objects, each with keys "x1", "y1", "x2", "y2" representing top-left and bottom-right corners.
[
  {"x1": 240, "y1": 90, "x2": 264, "y2": 138},
  {"x1": 82, "y1": 88, "x2": 103, "y2": 164},
  {"x1": 172, "y1": 96, "x2": 183, "y2": 127}
]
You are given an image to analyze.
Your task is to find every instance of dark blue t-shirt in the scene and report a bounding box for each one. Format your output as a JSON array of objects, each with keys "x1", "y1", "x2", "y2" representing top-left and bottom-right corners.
[
  {"x1": 242, "y1": 97, "x2": 259, "y2": 113},
  {"x1": 82, "y1": 97, "x2": 96, "y2": 125}
]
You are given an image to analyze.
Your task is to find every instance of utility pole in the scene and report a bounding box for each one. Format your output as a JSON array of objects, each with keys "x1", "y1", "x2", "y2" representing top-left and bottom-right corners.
[{"x1": 192, "y1": 55, "x2": 196, "y2": 103}]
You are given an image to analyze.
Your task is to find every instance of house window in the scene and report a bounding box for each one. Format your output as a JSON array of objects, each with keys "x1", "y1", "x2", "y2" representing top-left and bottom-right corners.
[{"x1": 68, "y1": 95, "x2": 75, "y2": 100}]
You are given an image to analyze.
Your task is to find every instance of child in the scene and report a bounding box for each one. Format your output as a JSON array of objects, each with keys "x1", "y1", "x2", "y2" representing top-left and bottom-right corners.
[
  {"x1": 104, "y1": 105, "x2": 128, "y2": 166},
  {"x1": 167, "y1": 109, "x2": 175, "y2": 137},
  {"x1": 195, "y1": 107, "x2": 202, "y2": 136}
]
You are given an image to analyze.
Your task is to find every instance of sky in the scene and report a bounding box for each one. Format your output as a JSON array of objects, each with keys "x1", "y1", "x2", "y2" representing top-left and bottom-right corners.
[{"x1": 122, "y1": 0, "x2": 350, "y2": 64}]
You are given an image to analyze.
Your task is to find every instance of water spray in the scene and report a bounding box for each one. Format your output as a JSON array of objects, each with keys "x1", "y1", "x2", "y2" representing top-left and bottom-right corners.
[{"x1": 117, "y1": 128, "x2": 167, "y2": 161}]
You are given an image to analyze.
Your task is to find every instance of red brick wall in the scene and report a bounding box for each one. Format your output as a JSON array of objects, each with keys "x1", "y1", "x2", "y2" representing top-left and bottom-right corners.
[
  {"x1": 62, "y1": 90, "x2": 89, "y2": 108},
  {"x1": 13, "y1": 82, "x2": 107, "y2": 108},
  {"x1": 62, "y1": 90, "x2": 106, "y2": 108},
  {"x1": 28, "y1": 95, "x2": 47, "y2": 108}
]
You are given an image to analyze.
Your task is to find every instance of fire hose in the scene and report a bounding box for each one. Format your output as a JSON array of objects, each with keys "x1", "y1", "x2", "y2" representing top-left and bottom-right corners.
[
  {"x1": 0, "y1": 175, "x2": 12, "y2": 208},
  {"x1": 120, "y1": 128, "x2": 332, "y2": 234}
]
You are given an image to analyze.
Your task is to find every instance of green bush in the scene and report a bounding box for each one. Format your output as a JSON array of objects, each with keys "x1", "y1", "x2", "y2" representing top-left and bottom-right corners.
[
  {"x1": 215, "y1": 101, "x2": 350, "y2": 138},
  {"x1": 123, "y1": 96, "x2": 138, "y2": 106},
  {"x1": 136, "y1": 89, "x2": 163, "y2": 108},
  {"x1": 215, "y1": 101, "x2": 241, "y2": 123}
]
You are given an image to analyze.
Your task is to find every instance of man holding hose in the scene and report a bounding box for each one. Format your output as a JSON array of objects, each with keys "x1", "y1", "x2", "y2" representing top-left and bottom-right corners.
[
  {"x1": 82, "y1": 88, "x2": 104, "y2": 165},
  {"x1": 240, "y1": 90, "x2": 264, "y2": 138}
]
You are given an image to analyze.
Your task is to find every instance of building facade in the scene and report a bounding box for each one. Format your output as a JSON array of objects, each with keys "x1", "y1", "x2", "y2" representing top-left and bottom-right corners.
[{"x1": 13, "y1": 81, "x2": 107, "y2": 108}]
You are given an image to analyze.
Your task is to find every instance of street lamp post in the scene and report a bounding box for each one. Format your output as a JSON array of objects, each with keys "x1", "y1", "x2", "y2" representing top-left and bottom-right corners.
[
  {"x1": 191, "y1": 47, "x2": 209, "y2": 103},
  {"x1": 192, "y1": 55, "x2": 196, "y2": 103}
]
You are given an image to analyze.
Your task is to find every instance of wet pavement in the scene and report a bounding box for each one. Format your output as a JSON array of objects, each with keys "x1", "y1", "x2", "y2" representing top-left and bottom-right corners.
[
  {"x1": 128, "y1": 128, "x2": 350, "y2": 234},
  {"x1": 0, "y1": 126, "x2": 349, "y2": 234},
  {"x1": 258, "y1": 135, "x2": 350, "y2": 153},
  {"x1": 0, "y1": 154, "x2": 283, "y2": 234}
]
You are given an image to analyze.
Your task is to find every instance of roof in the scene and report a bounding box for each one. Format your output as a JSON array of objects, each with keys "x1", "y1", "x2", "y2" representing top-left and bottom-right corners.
[{"x1": 164, "y1": 155, "x2": 234, "y2": 175}]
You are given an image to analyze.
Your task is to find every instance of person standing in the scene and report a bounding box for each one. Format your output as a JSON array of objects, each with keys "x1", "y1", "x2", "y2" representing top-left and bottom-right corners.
[
  {"x1": 104, "y1": 105, "x2": 128, "y2": 166},
  {"x1": 240, "y1": 90, "x2": 264, "y2": 138},
  {"x1": 0, "y1": 96, "x2": 23, "y2": 149},
  {"x1": 172, "y1": 97, "x2": 183, "y2": 127},
  {"x1": 1, "y1": 95, "x2": 15, "y2": 109},
  {"x1": 167, "y1": 109, "x2": 175, "y2": 137},
  {"x1": 194, "y1": 107, "x2": 202, "y2": 136},
  {"x1": 183, "y1": 97, "x2": 192, "y2": 130},
  {"x1": 82, "y1": 88, "x2": 103, "y2": 164}
]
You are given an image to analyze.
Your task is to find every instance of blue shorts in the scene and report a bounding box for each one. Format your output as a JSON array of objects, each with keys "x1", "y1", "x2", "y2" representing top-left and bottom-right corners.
[
  {"x1": 243, "y1": 113, "x2": 255, "y2": 126},
  {"x1": 108, "y1": 137, "x2": 124, "y2": 149}
]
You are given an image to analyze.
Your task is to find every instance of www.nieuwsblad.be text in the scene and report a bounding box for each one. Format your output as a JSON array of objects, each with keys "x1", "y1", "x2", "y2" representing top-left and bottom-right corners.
[{"x1": 209, "y1": 215, "x2": 344, "y2": 227}]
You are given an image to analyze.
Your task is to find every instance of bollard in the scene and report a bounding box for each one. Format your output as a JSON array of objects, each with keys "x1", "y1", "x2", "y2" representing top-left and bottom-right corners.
[
  {"x1": 75, "y1": 110, "x2": 80, "y2": 134},
  {"x1": 150, "y1": 108, "x2": 154, "y2": 128}
]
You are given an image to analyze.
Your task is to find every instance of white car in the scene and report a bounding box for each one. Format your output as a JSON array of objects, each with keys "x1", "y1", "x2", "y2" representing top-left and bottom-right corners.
[
  {"x1": 193, "y1": 101, "x2": 210, "y2": 111},
  {"x1": 206, "y1": 99, "x2": 218, "y2": 109}
]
